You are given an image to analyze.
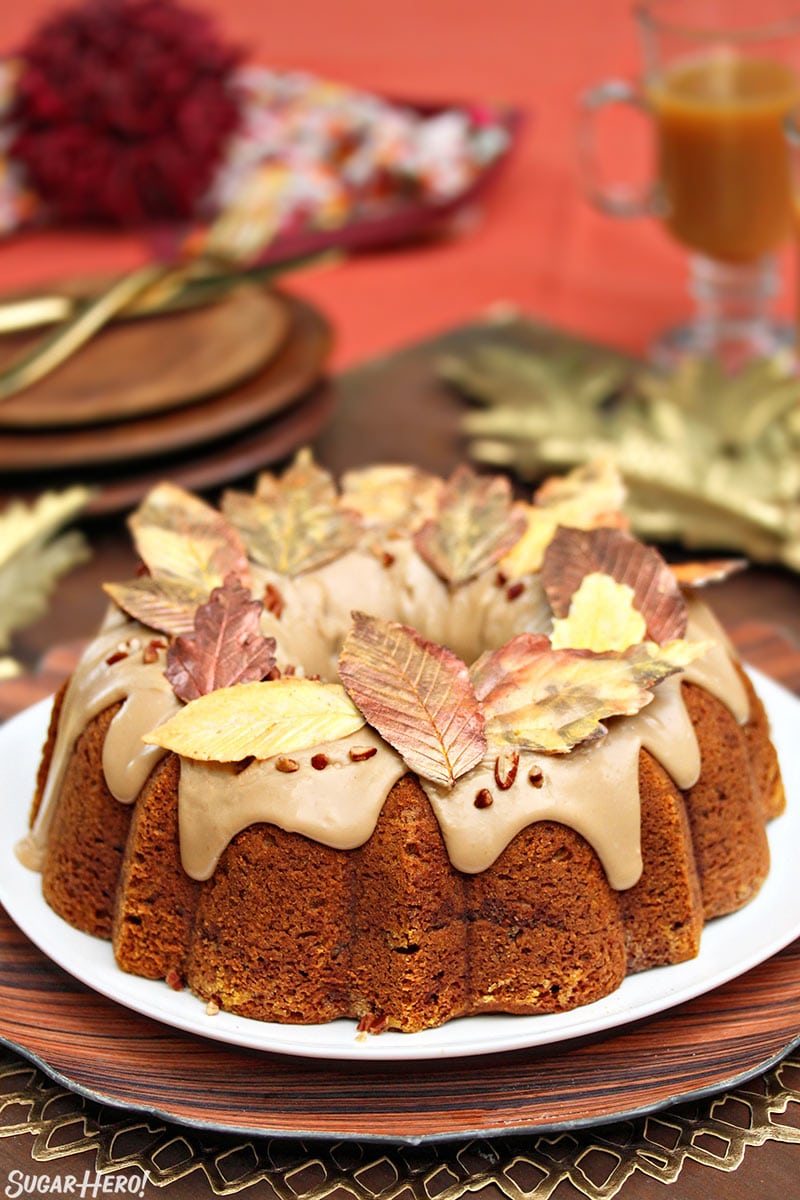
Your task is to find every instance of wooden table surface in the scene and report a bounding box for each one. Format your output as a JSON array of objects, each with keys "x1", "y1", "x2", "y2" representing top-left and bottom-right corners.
[{"x1": 1, "y1": 317, "x2": 800, "y2": 1199}]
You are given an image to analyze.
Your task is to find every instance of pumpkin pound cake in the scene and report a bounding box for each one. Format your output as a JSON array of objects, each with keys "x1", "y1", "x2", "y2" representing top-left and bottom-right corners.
[{"x1": 17, "y1": 455, "x2": 785, "y2": 1033}]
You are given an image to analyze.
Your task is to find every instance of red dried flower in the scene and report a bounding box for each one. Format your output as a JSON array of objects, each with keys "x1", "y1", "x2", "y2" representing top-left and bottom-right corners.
[{"x1": 10, "y1": 0, "x2": 242, "y2": 225}]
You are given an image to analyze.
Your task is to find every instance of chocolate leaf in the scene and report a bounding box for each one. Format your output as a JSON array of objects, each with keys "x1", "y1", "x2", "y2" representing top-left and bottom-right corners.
[
  {"x1": 338, "y1": 611, "x2": 486, "y2": 787},
  {"x1": 340, "y1": 464, "x2": 443, "y2": 531},
  {"x1": 499, "y1": 459, "x2": 630, "y2": 580},
  {"x1": 414, "y1": 465, "x2": 527, "y2": 585},
  {"x1": 144, "y1": 677, "x2": 365, "y2": 762},
  {"x1": 541, "y1": 525, "x2": 687, "y2": 643},
  {"x1": 670, "y1": 558, "x2": 748, "y2": 587},
  {"x1": 130, "y1": 483, "x2": 250, "y2": 590},
  {"x1": 476, "y1": 635, "x2": 710, "y2": 754},
  {"x1": 549, "y1": 574, "x2": 648, "y2": 652},
  {"x1": 165, "y1": 576, "x2": 277, "y2": 702},
  {"x1": 223, "y1": 451, "x2": 361, "y2": 576},
  {"x1": 103, "y1": 576, "x2": 208, "y2": 636}
]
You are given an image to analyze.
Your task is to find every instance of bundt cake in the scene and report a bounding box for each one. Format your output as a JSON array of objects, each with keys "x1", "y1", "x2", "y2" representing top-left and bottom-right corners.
[{"x1": 16, "y1": 454, "x2": 785, "y2": 1033}]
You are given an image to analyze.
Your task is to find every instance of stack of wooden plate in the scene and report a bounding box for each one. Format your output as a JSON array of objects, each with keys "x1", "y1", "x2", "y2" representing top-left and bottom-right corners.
[{"x1": 0, "y1": 280, "x2": 333, "y2": 515}]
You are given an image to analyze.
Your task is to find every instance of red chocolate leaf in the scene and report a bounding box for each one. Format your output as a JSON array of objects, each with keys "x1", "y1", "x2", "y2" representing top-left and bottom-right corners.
[
  {"x1": 541, "y1": 525, "x2": 687, "y2": 643},
  {"x1": 475, "y1": 636, "x2": 705, "y2": 754},
  {"x1": 414, "y1": 465, "x2": 527, "y2": 585},
  {"x1": 165, "y1": 576, "x2": 277, "y2": 702},
  {"x1": 338, "y1": 611, "x2": 486, "y2": 788}
]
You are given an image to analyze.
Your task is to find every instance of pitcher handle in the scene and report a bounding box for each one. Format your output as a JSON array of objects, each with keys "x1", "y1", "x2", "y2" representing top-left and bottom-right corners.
[{"x1": 577, "y1": 79, "x2": 659, "y2": 218}]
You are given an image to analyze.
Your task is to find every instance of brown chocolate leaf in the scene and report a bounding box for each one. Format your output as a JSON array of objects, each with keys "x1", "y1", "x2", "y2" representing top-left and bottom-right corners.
[
  {"x1": 474, "y1": 635, "x2": 709, "y2": 754},
  {"x1": 103, "y1": 576, "x2": 208, "y2": 637},
  {"x1": 130, "y1": 483, "x2": 250, "y2": 590},
  {"x1": 223, "y1": 451, "x2": 361, "y2": 576},
  {"x1": 670, "y1": 558, "x2": 748, "y2": 588},
  {"x1": 165, "y1": 576, "x2": 277, "y2": 702},
  {"x1": 338, "y1": 611, "x2": 486, "y2": 787},
  {"x1": 541, "y1": 525, "x2": 687, "y2": 643},
  {"x1": 414, "y1": 465, "x2": 527, "y2": 585}
]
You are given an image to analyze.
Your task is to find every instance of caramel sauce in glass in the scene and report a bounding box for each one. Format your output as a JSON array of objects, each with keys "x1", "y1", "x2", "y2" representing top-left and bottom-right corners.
[{"x1": 649, "y1": 52, "x2": 800, "y2": 262}]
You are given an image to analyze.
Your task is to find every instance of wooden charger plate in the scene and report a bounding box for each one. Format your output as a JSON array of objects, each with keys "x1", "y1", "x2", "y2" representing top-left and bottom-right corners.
[
  {"x1": 0, "y1": 282, "x2": 289, "y2": 429},
  {"x1": 0, "y1": 292, "x2": 331, "y2": 472}
]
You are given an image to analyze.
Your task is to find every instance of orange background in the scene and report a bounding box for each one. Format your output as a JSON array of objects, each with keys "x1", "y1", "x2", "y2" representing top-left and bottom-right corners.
[{"x1": 1, "y1": 0, "x2": 796, "y2": 371}]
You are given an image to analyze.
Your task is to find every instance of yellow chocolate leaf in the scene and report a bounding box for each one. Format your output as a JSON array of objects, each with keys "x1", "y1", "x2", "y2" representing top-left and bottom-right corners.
[
  {"x1": 541, "y1": 525, "x2": 687, "y2": 643},
  {"x1": 340, "y1": 464, "x2": 443, "y2": 531},
  {"x1": 414, "y1": 465, "x2": 527, "y2": 585},
  {"x1": 500, "y1": 460, "x2": 629, "y2": 579},
  {"x1": 550, "y1": 574, "x2": 647, "y2": 652},
  {"x1": 130, "y1": 483, "x2": 250, "y2": 590},
  {"x1": 103, "y1": 575, "x2": 208, "y2": 637},
  {"x1": 223, "y1": 450, "x2": 361, "y2": 576},
  {"x1": 144, "y1": 677, "x2": 365, "y2": 762}
]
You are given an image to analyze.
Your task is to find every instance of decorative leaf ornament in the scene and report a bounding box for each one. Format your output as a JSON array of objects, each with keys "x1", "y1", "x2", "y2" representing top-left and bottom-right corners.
[
  {"x1": 450, "y1": 328, "x2": 800, "y2": 572},
  {"x1": 338, "y1": 611, "x2": 487, "y2": 787},
  {"x1": 0, "y1": 486, "x2": 92, "y2": 663},
  {"x1": 103, "y1": 576, "x2": 209, "y2": 637},
  {"x1": 222, "y1": 449, "x2": 362, "y2": 576},
  {"x1": 471, "y1": 634, "x2": 710, "y2": 754},
  {"x1": 413, "y1": 465, "x2": 527, "y2": 585},
  {"x1": 165, "y1": 576, "x2": 277, "y2": 702},
  {"x1": 144, "y1": 677, "x2": 365, "y2": 762}
]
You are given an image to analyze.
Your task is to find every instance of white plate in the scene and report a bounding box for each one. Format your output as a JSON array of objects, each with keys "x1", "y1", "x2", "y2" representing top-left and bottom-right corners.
[{"x1": 1, "y1": 668, "x2": 799, "y2": 1063}]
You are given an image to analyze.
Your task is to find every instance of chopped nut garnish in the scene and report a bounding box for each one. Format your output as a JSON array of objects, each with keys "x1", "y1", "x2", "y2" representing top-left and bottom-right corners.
[
  {"x1": 349, "y1": 745, "x2": 378, "y2": 762},
  {"x1": 165, "y1": 968, "x2": 185, "y2": 991},
  {"x1": 380, "y1": 550, "x2": 396, "y2": 568},
  {"x1": 105, "y1": 650, "x2": 129, "y2": 666},
  {"x1": 528, "y1": 767, "x2": 544, "y2": 788},
  {"x1": 142, "y1": 638, "x2": 166, "y2": 664},
  {"x1": 474, "y1": 787, "x2": 494, "y2": 809},
  {"x1": 495, "y1": 570, "x2": 508, "y2": 588},
  {"x1": 283, "y1": 663, "x2": 297, "y2": 676},
  {"x1": 506, "y1": 581, "x2": 524, "y2": 601},
  {"x1": 357, "y1": 1011, "x2": 389, "y2": 1035},
  {"x1": 494, "y1": 750, "x2": 519, "y2": 791},
  {"x1": 263, "y1": 582, "x2": 285, "y2": 619},
  {"x1": 205, "y1": 999, "x2": 220, "y2": 1016},
  {"x1": 311, "y1": 752, "x2": 329, "y2": 770},
  {"x1": 275, "y1": 756, "x2": 299, "y2": 773}
]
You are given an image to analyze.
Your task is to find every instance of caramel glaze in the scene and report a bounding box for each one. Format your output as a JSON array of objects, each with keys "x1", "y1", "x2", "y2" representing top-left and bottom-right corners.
[{"x1": 18, "y1": 560, "x2": 749, "y2": 893}]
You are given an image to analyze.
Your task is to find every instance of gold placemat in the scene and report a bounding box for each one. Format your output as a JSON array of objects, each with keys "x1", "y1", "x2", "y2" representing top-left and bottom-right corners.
[{"x1": 2, "y1": 1046, "x2": 800, "y2": 1197}]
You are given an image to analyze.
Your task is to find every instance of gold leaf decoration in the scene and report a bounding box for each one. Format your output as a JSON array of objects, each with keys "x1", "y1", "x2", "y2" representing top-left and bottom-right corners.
[
  {"x1": 340, "y1": 464, "x2": 444, "y2": 531},
  {"x1": 0, "y1": 486, "x2": 92, "y2": 654},
  {"x1": 103, "y1": 576, "x2": 208, "y2": 637},
  {"x1": 451, "y1": 331, "x2": 800, "y2": 572},
  {"x1": 541, "y1": 525, "x2": 687, "y2": 644},
  {"x1": 338, "y1": 611, "x2": 486, "y2": 788},
  {"x1": 499, "y1": 459, "x2": 629, "y2": 579},
  {"x1": 144, "y1": 677, "x2": 365, "y2": 762},
  {"x1": 222, "y1": 450, "x2": 362, "y2": 576},
  {"x1": 472, "y1": 634, "x2": 710, "y2": 754},
  {"x1": 165, "y1": 577, "x2": 277, "y2": 702},
  {"x1": 130, "y1": 482, "x2": 250, "y2": 590},
  {"x1": 413, "y1": 465, "x2": 527, "y2": 585}
]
